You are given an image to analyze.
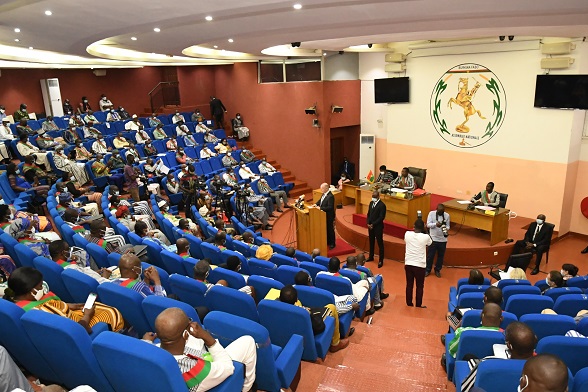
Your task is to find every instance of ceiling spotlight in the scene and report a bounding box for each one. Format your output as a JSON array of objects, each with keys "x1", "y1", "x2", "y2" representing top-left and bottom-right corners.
[
  {"x1": 338, "y1": 50, "x2": 344, "y2": 55},
  {"x1": 367, "y1": 43, "x2": 373, "y2": 48},
  {"x1": 291, "y1": 42, "x2": 301, "y2": 47},
  {"x1": 131, "y1": 37, "x2": 137, "y2": 41},
  {"x1": 293, "y1": 3, "x2": 302, "y2": 9},
  {"x1": 28, "y1": 47, "x2": 33, "y2": 50},
  {"x1": 499, "y1": 36, "x2": 505, "y2": 41},
  {"x1": 323, "y1": 52, "x2": 327, "y2": 56},
  {"x1": 213, "y1": 45, "x2": 218, "y2": 49},
  {"x1": 14, "y1": 28, "x2": 20, "y2": 33},
  {"x1": 14, "y1": 39, "x2": 19, "y2": 42},
  {"x1": 153, "y1": 27, "x2": 161, "y2": 32},
  {"x1": 44, "y1": 10, "x2": 52, "y2": 16},
  {"x1": 508, "y1": 35, "x2": 514, "y2": 41},
  {"x1": 205, "y1": 15, "x2": 213, "y2": 21},
  {"x1": 228, "y1": 38, "x2": 234, "y2": 43}
]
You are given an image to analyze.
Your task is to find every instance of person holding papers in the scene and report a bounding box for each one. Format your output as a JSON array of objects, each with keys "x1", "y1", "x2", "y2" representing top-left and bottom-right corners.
[
  {"x1": 470, "y1": 182, "x2": 500, "y2": 207},
  {"x1": 390, "y1": 167, "x2": 415, "y2": 191},
  {"x1": 510, "y1": 214, "x2": 551, "y2": 275}
]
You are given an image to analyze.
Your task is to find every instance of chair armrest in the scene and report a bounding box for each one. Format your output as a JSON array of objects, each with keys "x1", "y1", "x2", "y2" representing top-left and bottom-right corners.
[
  {"x1": 275, "y1": 334, "x2": 304, "y2": 388},
  {"x1": 89, "y1": 322, "x2": 110, "y2": 339}
]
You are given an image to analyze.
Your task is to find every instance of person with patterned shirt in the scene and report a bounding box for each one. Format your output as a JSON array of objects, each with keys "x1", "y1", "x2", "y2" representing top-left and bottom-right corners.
[
  {"x1": 113, "y1": 254, "x2": 166, "y2": 297},
  {"x1": 143, "y1": 140, "x2": 158, "y2": 157},
  {"x1": 92, "y1": 154, "x2": 125, "y2": 189},
  {"x1": 390, "y1": 167, "x2": 415, "y2": 191},
  {"x1": 74, "y1": 141, "x2": 93, "y2": 161},
  {"x1": 13, "y1": 104, "x2": 30, "y2": 122},
  {"x1": 16, "y1": 134, "x2": 50, "y2": 170},
  {"x1": 344, "y1": 255, "x2": 388, "y2": 310},
  {"x1": 113, "y1": 132, "x2": 131, "y2": 149},
  {"x1": 82, "y1": 121, "x2": 102, "y2": 139},
  {"x1": 106, "y1": 108, "x2": 121, "y2": 122},
  {"x1": 471, "y1": 181, "x2": 500, "y2": 207},
  {"x1": 221, "y1": 167, "x2": 238, "y2": 187},
  {"x1": 41, "y1": 115, "x2": 61, "y2": 132},
  {"x1": 64, "y1": 125, "x2": 81, "y2": 145},
  {"x1": 68, "y1": 113, "x2": 85, "y2": 128},
  {"x1": 221, "y1": 152, "x2": 238, "y2": 168},
  {"x1": 16, "y1": 119, "x2": 36, "y2": 137},
  {"x1": 239, "y1": 149, "x2": 256, "y2": 164},
  {"x1": 109, "y1": 149, "x2": 126, "y2": 170},
  {"x1": 85, "y1": 220, "x2": 132, "y2": 255},
  {"x1": 135, "y1": 126, "x2": 151, "y2": 144},
  {"x1": 257, "y1": 157, "x2": 277, "y2": 175},
  {"x1": 92, "y1": 134, "x2": 111, "y2": 154},
  {"x1": 204, "y1": 130, "x2": 219, "y2": 144},
  {"x1": 375, "y1": 165, "x2": 395, "y2": 184},
  {"x1": 256, "y1": 176, "x2": 288, "y2": 212},
  {"x1": 166, "y1": 137, "x2": 178, "y2": 151},
  {"x1": 149, "y1": 113, "x2": 163, "y2": 128},
  {"x1": 49, "y1": 239, "x2": 108, "y2": 283},
  {"x1": 84, "y1": 111, "x2": 100, "y2": 124},
  {"x1": 153, "y1": 123, "x2": 168, "y2": 139},
  {"x1": 143, "y1": 307, "x2": 257, "y2": 392},
  {"x1": 180, "y1": 165, "x2": 201, "y2": 220},
  {"x1": 176, "y1": 122, "x2": 197, "y2": 146}
]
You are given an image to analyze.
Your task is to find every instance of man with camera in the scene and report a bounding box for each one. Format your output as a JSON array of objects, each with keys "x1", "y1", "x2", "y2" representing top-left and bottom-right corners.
[{"x1": 425, "y1": 203, "x2": 450, "y2": 278}]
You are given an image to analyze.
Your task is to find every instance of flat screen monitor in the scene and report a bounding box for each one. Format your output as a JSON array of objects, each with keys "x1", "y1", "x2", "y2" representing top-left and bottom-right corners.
[
  {"x1": 374, "y1": 77, "x2": 409, "y2": 104},
  {"x1": 534, "y1": 74, "x2": 588, "y2": 109}
]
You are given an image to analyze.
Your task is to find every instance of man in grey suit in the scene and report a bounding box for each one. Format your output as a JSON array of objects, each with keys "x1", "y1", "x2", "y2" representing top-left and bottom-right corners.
[{"x1": 367, "y1": 190, "x2": 387, "y2": 268}]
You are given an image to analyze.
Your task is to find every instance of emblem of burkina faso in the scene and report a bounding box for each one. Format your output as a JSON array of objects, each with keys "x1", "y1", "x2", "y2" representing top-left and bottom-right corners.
[{"x1": 430, "y1": 63, "x2": 506, "y2": 148}]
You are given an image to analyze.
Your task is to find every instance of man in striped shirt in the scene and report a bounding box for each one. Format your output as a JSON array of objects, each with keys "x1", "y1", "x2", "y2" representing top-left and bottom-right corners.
[
  {"x1": 113, "y1": 254, "x2": 166, "y2": 298},
  {"x1": 391, "y1": 167, "x2": 415, "y2": 191},
  {"x1": 146, "y1": 307, "x2": 257, "y2": 391}
]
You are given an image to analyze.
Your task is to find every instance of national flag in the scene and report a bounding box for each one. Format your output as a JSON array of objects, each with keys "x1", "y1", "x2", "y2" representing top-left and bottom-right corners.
[{"x1": 367, "y1": 170, "x2": 375, "y2": 183}]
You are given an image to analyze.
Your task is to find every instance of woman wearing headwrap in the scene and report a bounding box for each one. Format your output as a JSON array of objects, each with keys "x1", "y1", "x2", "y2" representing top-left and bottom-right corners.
[
  {"x1": 56, "y1": 188, "x2": 99, "y2": 217},
  {"x1": 5, "y1": 217, "x2": 50, "y2": 257},
  {"x1": 255, "y1": 244, "x2": 274, "y2": 261}
]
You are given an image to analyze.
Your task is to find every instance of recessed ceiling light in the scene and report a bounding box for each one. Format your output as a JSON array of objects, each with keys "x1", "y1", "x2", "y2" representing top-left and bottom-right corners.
[
  {"x1": 205, "y1": 16, "x2": 213, "y2": 21},
  {"x1": 228, "y1": 38, "x2": 234, "y2": 43},
  {"x1": 44, "y1": 10, "x2": 52, "y2": 16},
  {"x1": 131, "y1": 37, "x2": 137, "y2": 41},
  {"x1": 153, "y1": 27, "x2": 161, "y2": 32},
  {"x1": 221, "y1": 49, "x2": 226, "y2": 52},
  {"x1": 14, "y1": 39, "x2": 19, "y2": 42},
  {"x1": 213, "y1": 45, "x2": 218, "y2": 49},
  {"x1": 28, "y1": 46, "x2": 33, "y2": 50},
  {"x1": 323, "y1": 52, "x2": 327, "y2": 56},
  {"x1": 14, "y1": 28, "x2": 20, "y2": 33},
  {"x1": 293, "y1": 4, "x2": 302, "y2": 10}
]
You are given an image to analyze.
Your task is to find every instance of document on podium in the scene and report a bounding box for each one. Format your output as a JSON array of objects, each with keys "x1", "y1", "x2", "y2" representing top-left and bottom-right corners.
[
  {"x1": 389, "y1": 188, "x2": 407, "y2": 193},
  {"x1": 475, "y1": 206, "x2": 496, "y2": 211},
  {"x1": 456, "y1": 200, "x2": 472, "y2": 205}
]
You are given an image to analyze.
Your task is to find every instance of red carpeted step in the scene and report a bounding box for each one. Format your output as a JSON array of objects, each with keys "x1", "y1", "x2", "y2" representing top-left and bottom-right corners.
[{"x1": 327, "y1": 238, "x2": 356, "y2": 257}]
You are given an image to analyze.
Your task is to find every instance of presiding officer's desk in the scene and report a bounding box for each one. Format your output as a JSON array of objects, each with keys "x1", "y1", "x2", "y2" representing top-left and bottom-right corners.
[{"x1": 442, "y1": 199, "x2": 510, "y2": 245}]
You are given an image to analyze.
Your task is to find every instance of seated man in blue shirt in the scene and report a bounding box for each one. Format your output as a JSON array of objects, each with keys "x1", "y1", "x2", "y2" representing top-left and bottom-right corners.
[{"x1": 113, "y1": 253, "x2": 166, "y2": 297}]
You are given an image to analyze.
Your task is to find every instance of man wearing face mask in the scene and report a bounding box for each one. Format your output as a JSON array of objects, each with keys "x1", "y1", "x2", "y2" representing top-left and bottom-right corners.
[
  {"x1": 426, "y1": 204, "x2": 450, "y2": 278},
  {"x1": 231, "y1": 112, "x2": 250, "y2": 140},
  {"x1": 114, "y1": 253, "x2": 166, "y2": 297},
  {"x1": 172, "y1": 110, "x2": 185, "y2": 125},
  {"x1": 99, "y1": 94, "x2": 113, "y2": 111},
  {"x1": 79, "y1": 96, "x2": 92, "y2": 114},
  {"x1": 117, "y1": 106, "x2": 130, "y2": 120},
  {"x1": 106, "y1": 108, "x2": 121, "y2": 122},
  {"x1": 13, "y1": 103, "x2": 30, "y2": 122},
  {"x1": 63, "y1": 98, "x2": 74, "y2": 115},
  {"x1": 510, "y1": 214, "x2": 552, "y2": 275},
  {"x1": 0, "y1": 105, "x2": 7, "y2": 122},
  {"x1": 221, "y1": 152, "x2": 238, "y2": 168},
  {"x1": 339, "y1": 157, "x2": 355, "y2": 181},
  {"x1": 375, "y1": 164, "x2": 394, "y2": 184},
  {"x1": 517, "y1": 354, "x2": 568, "y2": 392},
  {"x1": 367, "y1": 190, "x2": 387, "y2": 268}
]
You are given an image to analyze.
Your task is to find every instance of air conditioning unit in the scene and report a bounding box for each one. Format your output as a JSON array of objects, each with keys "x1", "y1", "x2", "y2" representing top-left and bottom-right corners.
[
  {"x1": 359, "y1": 134, "x2": 375, "y2": 181},
  {"x1": 385, "y1": 63, "x2": 406, "y2": 73},
  {"x1": 540, "y1": 57, "x2": 575, "y2": 70},
  {"x1": 40, "y1": 78, "x2": 64, "y2": 117},
  {"x1": 541, "y1": 42, "x2": 575, "y2": 55},
  {"x1": 385, "y1": 53, "x2": 406, "y2": 63},
  {"x1": 93, "y1": 70, "x2": 107, "y2": 77}
]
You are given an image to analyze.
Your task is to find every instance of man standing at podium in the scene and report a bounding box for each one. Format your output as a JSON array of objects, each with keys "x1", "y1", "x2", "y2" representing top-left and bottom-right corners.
[
  {"x1": 316, "y1": 183, "x2": 336, "y2": 249},
  {"x1": 367, "y1": 190, "x2": 386, "y2": 268}
]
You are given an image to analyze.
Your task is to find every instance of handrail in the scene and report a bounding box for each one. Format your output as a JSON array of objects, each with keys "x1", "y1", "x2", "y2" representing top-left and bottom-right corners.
[
  {"x1": 148, "y1": 81, "x2": 180, "y2": 113},
  {"x1": 148, "y1": 81, "x2": 178, "y2": 96}
]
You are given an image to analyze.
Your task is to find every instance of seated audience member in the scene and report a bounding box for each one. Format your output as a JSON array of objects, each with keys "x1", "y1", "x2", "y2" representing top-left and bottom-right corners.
[
  {"x1": 74, "y1": 141, "x2": 93, "y2": 161},
  {"x1": 175, "y1": 238, "x2": 191, "y2": 259},
  {"x1": 98, "y1": 94, "x2": 113, "y2": 111},
  {"x1": 518, "y1": 354, "x2": 568, "y2": 392},
  {"x1": 124, "y1": 115, "x2": 141, "y2": 131},
  {"x1": 171, "y1": 110, "x2": 185, "y2": 124},
  {"x1": 179, "y1": 218, "x2": 200, "y2": 237},
  {"x1": 16, "y1": 119, "x2": 36, "y2": 137},
  {"x1": 84, "y1": 111, "x2": 100, "y2": 124},
  {"x1": 41, "y1": 115, "x2": 61, "y2": 132},
  {"x1": 222, "y1": 167, "x2": 238, "y2": 187},
  {"x1": 82, "y1": 121, "x2": 102, "y2": 139},
  {"x1": 109, "y1": 186, "x2": 152, "y2": 216},
  {"x1": 0, "y1": 122, "x2": 13, "y2": 161},
  {"x1": 204, "y1": 130, "x2": 219, "y2": 144},
  {"x1": 22, "y1": 155, "x2": 55, "y2": 185},
  {"x1": 561, "y1": 263, "x2": 579, "y2": 280},
  {"x1": 79, "y1": 96, "x2": 92, "y2": 113},
  {"x1": 492, "y1": 267, "x2": 527, "y2": 286},
  {"x1": 61, "y1": 171, "x2": 102, "y2": 204},
  {"x1": 0, "y1": 105, "x2": 5, "y2": 121},
  {"x1": 511, "y1": 213, "x2": 551, "y2": 275},
  {"x1": 176, "y1": 122, "x2": 197, "y2": 147},
  {"x1": 279, "y1": 285, "x2": 349, "y2": 353},
  {"x1": 6, "y1": 163, "x2": 49, "y2": 199},
  {"x1": 244, "y1": 205, "x2": 272, "y2": 231},
  {"x1": 200, "y1": 145, "x2": 217, "y2": 159},
  {"x1": 135, "y1": 126, "x2": 151, "y2": 144},
  {"x1": 196, "y1": 120, "x2": 212, "y2": 133},
  {"x1": 220, "y1": 255, "x2": 256, "y2": 295},
  {"x1": 441, "y1": 303, "x2": 503, "y2": 367},
  {"x1": 176, "y1": 147, "x2": 193, "y2": 165},
  {"x1": 375, "y1": 165, "x2": 394, "y2": 183},
  {"x1": 117, "y1": 106, "x2": 130, "y2": 120},
  {"x1": 445, "y1": 286, "x2": 503, "y2": 333},
  {"x1": 231, "y1": 112, "x2": 250, "y2": 140},
  {"x1": 0, "y1": 344, "x2": 66, "y2": 391},
  {"x1": 258, "y1": 157, "x2": 277, "y2": 175},
  {"x1": 113, "y1": 254, "x2": 166, "y2": 297},
  {"x1": 221, "y1": 152, "x2": 238, "y2": 168},
  {"x1": 143, "y1": 140, "x2": 158, "y2": 157},
  {"x1": 4, "y1": 266, "x2": 124, "y2": 333},
  {"x1": 166, "y1": 137, "x2": 178, "y2": 151},
  {"x1": 92, "y1": 134, "x2": 111, "y2": 154},
  {"x1": 318, "y1": 257, "x2": 371, "y2": 311},
  {"x1": 125, "y1": 142, "x2": 141, "y2": 162},
  {"x1": 257, "y1": 176, "x2": 289, "y2": 212},
  {"x1": 106, "y1": 108, "x2": 121, "y2": 122},
  {"x1": 49, "y1": 240, "x2": 110, "y2": 283},
  {"x1": 149, "y1": 113, "x2": 163, "y2": 128},
  {"x1": 166, "y1": 173, "x2": 180, "y2": 194},
  {"x1": 92, "y1": 154, "x2": 125, "y2": 189},
  {"x1": 243, "y1": 183, "x2": 274, "y2": 214},
  {"x1": 339, "y1": 157, "x2": 355, "y2": 180},
  {"x1": 460, "y1": 321, "x2": 537, "y2": 392},
  {"x1": 16, "y1": 134, "x2": 50, "y2": 169},
  {"x1": 63, "y1": 124, "x2": 81, "y2": 144},
  {"x1": 197, "y1": 194, "x2": 214, "y2": 218},
  {"x1": 0, "y1": 118, "x2": 15, "y2": 139},
  {"x1": 113, "y1": 132, "x2": 131, "y2": 149},
  {"x1": 85, "y1": 220, "x2": 132, "y2": 254},
  {"x1": 467, "y1": 269, "x2": 485, "y2": 285},
  {"x1": 541, "y1": 270, "x2": 565, "y2": 294},
  {"x1": 215, "y1": 139, "x2": 232, "y2": 155},
  {"x1": 255, "y1": 244, "x2": 273, "y2": 261},
  {"x1": 109, "y1": 149, "x2": 126, "y2": 170},
  {"x1": 240, "y1": 148, "x2": 255, "y2": 164},
  {"x1": 144, "y1": 307, "x2": 257, "y2": 391},
  {"x1": 391, "y1": 167, "x2": 415, "y2": 190},
  {"x1": 191, "y1": 108, "x2": 204, "y2": 123},
  {"x1": 53, "y1": 146, "x2": 90, "y2": 185},
  {"x1": 13, "y1": 104, "x2": 30, "y2": 122},
  {"x1": 311, "y1": 248, "x2": 321, "y2": 260},
  {"x1": 62, "y1": 98, "x2": 74, "y2": 115},
  {"x1": 344, "y1": 255, "x2": 388, "y2": 309},
  {"x1": 5, "y1": 217, "x2": 53, "y2": 257},
  {"x1": 68, "y1": 113, "x2": 85, "y2": 128},
  {"x1": 337, "y1": 173, "x2": 350, "y2": 190},
  {"x1": 212, "y1": 232, "x2": 228, "y2": 251},
  {"x1": 135, "y1": 220, "x2": 172, "y2": 248},
  {"x1": 152, "y1": 123, "x2": 167, "y2": 139},
  {"x1": 36, "y1": 130, "x2": 64, "y2": 149},
  {"x1": 471, "y1": 181, "x2": 500, "y2": 207}
]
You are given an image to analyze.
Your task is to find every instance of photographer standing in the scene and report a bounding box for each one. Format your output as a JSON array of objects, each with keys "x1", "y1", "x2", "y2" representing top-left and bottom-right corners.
[{"x1": 425, "y1": 204, "x2": 450, "y2": 278}]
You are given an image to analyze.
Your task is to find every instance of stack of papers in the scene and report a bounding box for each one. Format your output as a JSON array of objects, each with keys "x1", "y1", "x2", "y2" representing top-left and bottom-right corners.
[
  {"x1": 475, "y1": 206, "x2": 496, "y2": 211},
  {"x1": 390, "y1": 188, "x2": 406, "y2": 193},
  {"x1": 457, "y1": 200, "x2": 472, "y2": 205}
]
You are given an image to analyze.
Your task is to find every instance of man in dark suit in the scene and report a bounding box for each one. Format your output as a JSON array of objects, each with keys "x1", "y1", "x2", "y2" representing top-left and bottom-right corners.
[
  {"x1": 339, "y1": 157, "x2": 355, "y2": 180},
  {"x1": 209, "y1": 96, "x2": 227, "y2": 129},
  {"x1": 510, "y1": 214, "x2": 552, "y2": 275},
  {"x1": 316, "y1": 182, "x2": 336, "y2": 249},
  {"x1": 367, "y1": 190, "x2": 387, "y2": 268}
]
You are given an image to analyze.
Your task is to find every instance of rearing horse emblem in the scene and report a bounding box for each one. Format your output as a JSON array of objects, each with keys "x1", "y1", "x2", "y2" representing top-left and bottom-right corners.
[{"x1": 447, "y1": 77, "x2": 486, "y2": 133}]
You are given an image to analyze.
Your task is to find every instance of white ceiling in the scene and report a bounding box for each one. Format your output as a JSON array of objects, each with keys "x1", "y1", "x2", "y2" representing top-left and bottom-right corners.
[{"x1": 0, "y1": 0, "x2": 587, "y2": 67}]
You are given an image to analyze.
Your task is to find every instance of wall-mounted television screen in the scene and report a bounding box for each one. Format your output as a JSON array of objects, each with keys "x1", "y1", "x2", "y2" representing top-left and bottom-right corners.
[
  {"x1": 374, "y1": 77, "x2": 410, "y2": 104},
  {"x1": 534, "y1": 74, "x2": 588, "y2": 110}
]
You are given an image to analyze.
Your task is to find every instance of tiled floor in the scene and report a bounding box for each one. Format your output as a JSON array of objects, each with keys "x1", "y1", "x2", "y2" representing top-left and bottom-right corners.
[{"x1": 265, "y1": 209, "x2": 588, "y2": 391}]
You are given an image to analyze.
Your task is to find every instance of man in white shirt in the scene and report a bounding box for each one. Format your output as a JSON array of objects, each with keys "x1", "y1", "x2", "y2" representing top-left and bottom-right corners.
[
  {"x1": 171, "y1": 111, "x2": 185, "y2": 124},
  {"x1": 92, "y1": 135, "x2": 111, "y2": 155},
  {"x1": 99, "y1": 94, "x2": 113, "y2": 111},
  {"x1": 124, "y1": 115, "x2": 141, "y2": 131},
  {"x1": 404, "y1": 219, "x2": 432, "y2": 308},
  {"x1": 200, "y1": 146, "x2": 216, "y2": 159},
  {"x1": 16, "y1": 134, "x2": 50, "y2": 169},
  {"x1": 317, "y1": 257, "x2": 371, "y2": 309},
  {"x1": 135, "y1": 126, "x2": 151, "y2": 144},
  {"x1": 0, "y1": 119, "x2": 14, "y2": 162},
  {"x1": 106, "y1": 108, "x2": 121, "y2": 122},
  {"x1": 238, "y1": 163, "x2": 259, "y2": 181},
  {"x1": 83, "y1": 122, "x2": 102, "y2": 139},
  {"x1": 258, "y1": 158, "x2": 277, "y2": 175},
  {"x1": 425, "y1": 204, "x2": 450, "y2": 278}
]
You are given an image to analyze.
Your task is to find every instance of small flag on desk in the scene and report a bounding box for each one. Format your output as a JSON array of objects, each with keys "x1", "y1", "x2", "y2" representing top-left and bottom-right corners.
[{"x1": 367, "y1": 170, "x2": 375, "y2": 183}]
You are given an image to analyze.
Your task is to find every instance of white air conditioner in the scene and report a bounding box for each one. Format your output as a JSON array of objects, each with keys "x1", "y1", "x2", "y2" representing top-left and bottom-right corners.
[
  {"x1": 359, "y1": 134, "x2": 376, "y2": 181},
  {"x1": 40, "y1": 78, "x2": 64, "y2": 117},
  {"x1": 541, "y1": 42, "x2": 575, "y2": 55},
  {"x1": 540, "y1": 57, "x2": 575, "y2": 70},
  {"x1": 385, "y1": 53, "x2": 406, "y2": 63},
  {"x1": 385, "y1": 63, "x2": 406, "y2": 73}
]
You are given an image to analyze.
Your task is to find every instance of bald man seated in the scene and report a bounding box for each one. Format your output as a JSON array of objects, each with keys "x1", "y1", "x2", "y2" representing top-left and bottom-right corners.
[
  {"x1": 460, "y1": 321, "x2": 538, "y2": 392},
  {"x1": 113, "y1": 254, "x2": 167, "y2": 297},
  {"x1": 518, "y1": 354, "x2": 569, "y2": 392},
  {"x1": 143, "y1": 307, "x2": 257, "y2": 392}
]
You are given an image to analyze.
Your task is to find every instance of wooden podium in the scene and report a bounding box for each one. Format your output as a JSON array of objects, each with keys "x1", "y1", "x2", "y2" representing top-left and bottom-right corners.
[{"x1": 294, "y1": 205, "x2": 327, "y2": 254}]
